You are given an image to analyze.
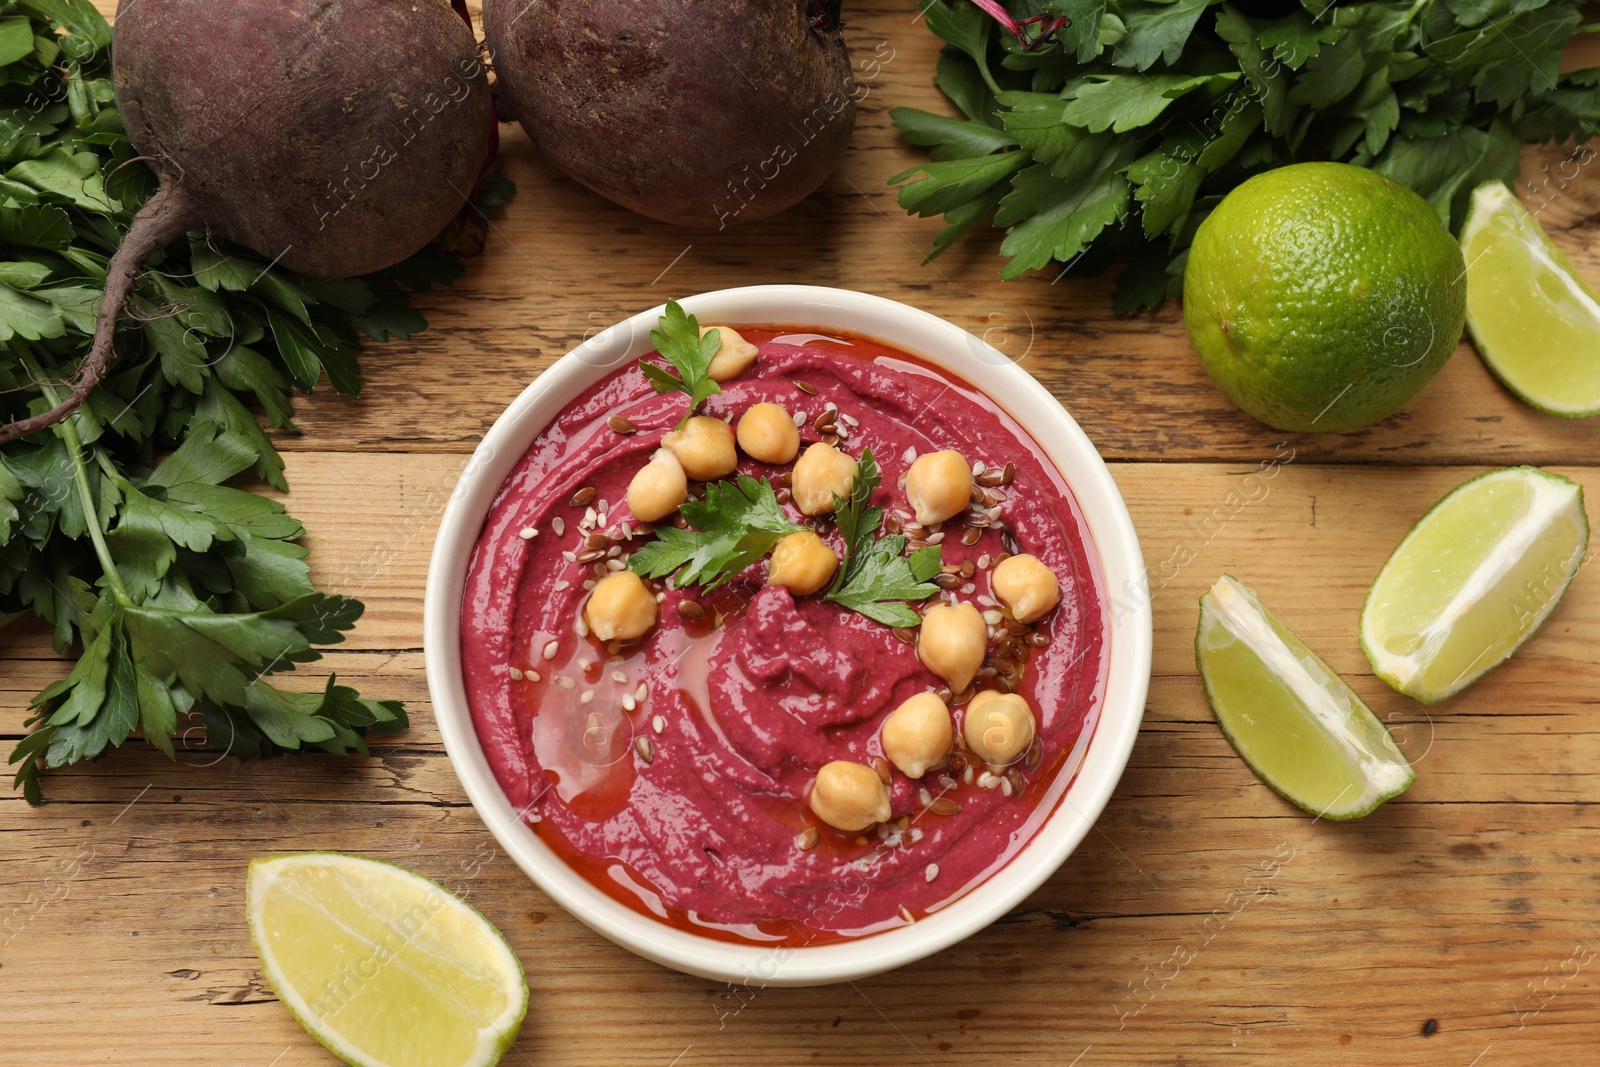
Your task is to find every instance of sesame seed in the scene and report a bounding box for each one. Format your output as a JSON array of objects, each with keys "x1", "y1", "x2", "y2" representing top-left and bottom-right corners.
[
  {"x1": 551, "y1": 516, "x2": 565, "y2": 536},
  {"x1": 918, "y1": 787, "x2": 933, "y2": 807},
  {"x1": 508, "y1": 665, "x2": 523, "y2": 681},
  {"x1": 580, "y1": 690, "x2": 595, "y2": 704},
  {"x1": 972, "y1": 460, "x2": 985, "y2": 476},
  {"x1": 652, "y1": 715, "x2": 665, "y2": 734},
  {"x1": 655, "y1": 591, "x2": 665, "y2": 602},
  {"x1": 840, "y1": 412, "x2": 859, "y2": 427},
  {"x1": 612, "y1": 670, "x2": 627, "y2": 683},
  {"x1": 526, "y1": 670, "x2": 541, "y2": 683},
  {"x1": 583, "y1": 506, "x2": 597, "y2": 526},
  {"x1": 1001, "y1": 778, "x2": 1015, "y2": 797},
  {"x1": 561, "y1": 551, "x2": 578, "y2": 563},
  {"x1": 583, "y1": 579, "x2": 596, "y2": 590},
  {"x1": 542, "y1": 640, "x2": 558, "y2": 660},
  {"x1": 909, "y1": 828, "x2": 924, "y2": 843},
  {"x1": 926, "y1": 531, "x2": 945, "y2": 545},
  {"x1": 637, "y1": 682, "x2": 649, "y2": 701},
  {"x1": 982, "y1": 609, "x2": 1004, "y2": 625},
  {"x1": 902, "y1": 446, "x2": 918, "y2": 465},
  {"x1": 555, "y1": 676, "x2": 575, "y2": 689},
  {"x1": 575, "y1": 616, "x2": 590, "y2": 638},
  {"x1": 554, "y1": 580, "x2": 569, "y2": 592},
  {"x1": 898, "y1": 906, "x2": 915, "y2": 924},
  {"x1": 977, "y1": 553, "x2": 991, "y2": 568},
  {"x1": 926, "y1": 864, "x2": 940, "y2": 883},
  {"x1": 622, "y1": 694, "x2": 636, "y2": 712},
  {"x1": 960, "y1": 583, "x2": 976, "y2": 594},
  {"x1": 606, "y1": 559, "x2": 625, "y2": 571},
  {"x1": 978, "y1": 771, "x2": 1000, "y2": 789},
  {"x1": 518, "y1": 527, "x2": 537, "y2": 540},
  {"x1": 792, "y1": 409, "x2": 807, "y2": 426}
]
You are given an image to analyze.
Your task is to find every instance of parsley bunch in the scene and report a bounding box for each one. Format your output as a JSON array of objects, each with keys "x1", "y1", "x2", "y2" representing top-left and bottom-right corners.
[
  {"x1": 1, "y1": 2, "x2": 485, "y2": 801},
  {"x1": 895, "y1": 0, "x2": 1600, "y2": 309}
]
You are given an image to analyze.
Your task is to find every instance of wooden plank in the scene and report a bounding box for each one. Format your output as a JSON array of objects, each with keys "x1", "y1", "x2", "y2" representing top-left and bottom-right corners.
[
  {"x1": 6, "y1": 454, "x2": 1599, "y2": 1064},
  {"x1": 4, "y1": 3, "x2": 1593, "y2": 1065}
]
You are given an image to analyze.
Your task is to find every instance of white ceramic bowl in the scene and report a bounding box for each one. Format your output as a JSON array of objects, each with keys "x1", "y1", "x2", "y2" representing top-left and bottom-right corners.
[{"x1": 425, "y1": 285, "x2": 1151, "y2": 986}]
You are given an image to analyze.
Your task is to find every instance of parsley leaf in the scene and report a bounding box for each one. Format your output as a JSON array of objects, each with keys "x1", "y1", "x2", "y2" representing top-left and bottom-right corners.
[
  {"x1": 628, "y1": 475, "x2": 803, "y2": 589},
  {"x1": 823, "y1": 448, "x2": 942, "y2": 628},
  {"x1": 641, "y1": 299, "x2": 722, "y2": 426}
]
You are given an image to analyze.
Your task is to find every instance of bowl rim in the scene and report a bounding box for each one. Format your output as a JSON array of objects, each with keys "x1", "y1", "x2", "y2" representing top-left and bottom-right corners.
[{"x1": 423, "y1": 284, "x2": 1151, "y2": 986}]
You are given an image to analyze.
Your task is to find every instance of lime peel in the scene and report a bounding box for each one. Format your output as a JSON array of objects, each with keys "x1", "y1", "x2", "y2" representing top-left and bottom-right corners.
[{"x1": 1198, "y1": 575, "x2": 1414, "y2": 820}]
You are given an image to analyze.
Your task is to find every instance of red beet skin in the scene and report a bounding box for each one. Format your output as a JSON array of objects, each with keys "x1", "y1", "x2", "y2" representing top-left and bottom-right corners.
[{"x1": 484, "y1": 0, "x2": 856, "y2": 229}]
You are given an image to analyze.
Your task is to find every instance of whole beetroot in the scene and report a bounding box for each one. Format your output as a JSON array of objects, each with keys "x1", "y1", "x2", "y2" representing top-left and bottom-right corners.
[
  {"x1": 2, "y1": 0, "x2": 492, "y2": 444},
  {"x1": 484, "y1": 0, "x2": 855, "y2": 229}
]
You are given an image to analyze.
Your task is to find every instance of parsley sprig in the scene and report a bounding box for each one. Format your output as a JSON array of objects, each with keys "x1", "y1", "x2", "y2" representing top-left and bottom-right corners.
[
  {"x1": 823, "y1": 447, "x2": 942, "y2": 627},
  {"x1": 640, "y1": 299, "x2": 721, "y2": 426},
  {"x1": 628, "y1": 475, "x2": 803, "y2": 589},
  {"x1": 896, "y1": 0, "x2": 1600, "y2": 308},
  {"x1": 0, "y1": 5, "x2": 501, "y2": 801},
  {"x1": 629, "y1": 448, "x2": 942, "y2": 625}
]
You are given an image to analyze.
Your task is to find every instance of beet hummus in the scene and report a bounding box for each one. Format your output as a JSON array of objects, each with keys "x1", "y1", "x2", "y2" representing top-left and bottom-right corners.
[{"x1": 460, "y1": 324, "x2": 1107, "y2": 944}]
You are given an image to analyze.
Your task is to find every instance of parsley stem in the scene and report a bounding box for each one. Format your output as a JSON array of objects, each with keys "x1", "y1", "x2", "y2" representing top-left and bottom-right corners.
[{"x1": 18, "y1": 349, "x2": 131, "y2": 606}]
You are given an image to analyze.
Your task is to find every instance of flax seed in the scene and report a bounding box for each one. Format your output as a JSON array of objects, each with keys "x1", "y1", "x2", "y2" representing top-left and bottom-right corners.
[{"x1": 570, "y1": 486, "x2": 596, "y2": 508}]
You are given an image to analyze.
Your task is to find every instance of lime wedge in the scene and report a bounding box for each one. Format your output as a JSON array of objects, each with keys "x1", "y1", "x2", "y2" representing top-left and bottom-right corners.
[
  {"x1": 1198, "y1": 575, "x2": 1414, "y2": 820},
  {"x1": 1461, "y1": 181, "x2": 1600, "y2": 416},
  {"x1": 247, "y1": 852, "x2": 527, "y2": 1067},
  {"x1": 1361, "y1": 466, "x2": 1588, "y2": 704}
]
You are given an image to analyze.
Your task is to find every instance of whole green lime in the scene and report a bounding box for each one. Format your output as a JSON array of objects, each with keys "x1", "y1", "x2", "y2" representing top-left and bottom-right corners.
[{"x1": 1183, "y1": 162, "x2": 1466, "y2": 433}]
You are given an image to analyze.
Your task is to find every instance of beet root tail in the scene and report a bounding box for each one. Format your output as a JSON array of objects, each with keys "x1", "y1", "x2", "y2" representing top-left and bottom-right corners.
[{"x1": 0, "y1": 183, "x2": 200, "y2": 445}]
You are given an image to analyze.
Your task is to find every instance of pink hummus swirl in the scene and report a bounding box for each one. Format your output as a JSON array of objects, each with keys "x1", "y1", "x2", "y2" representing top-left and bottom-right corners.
[{"x1": 460, "y1": 328, "x2": 1107, "y2": 944}]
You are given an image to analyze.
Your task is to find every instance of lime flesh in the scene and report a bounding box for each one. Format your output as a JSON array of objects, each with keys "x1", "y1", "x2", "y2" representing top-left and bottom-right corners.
[
  {"x1": 247, "y1": 852, "x2": 528, "y2": 1067},
  {"x1": 1461, "y1": 181, "x2": 1600, "y2": 416},
  {"x1": 1198, "y1": 575, "x2": 1414, "y2": 820},
  {"x1": 1361, "y1": 467, "x2": 1588, "y2": 704}
]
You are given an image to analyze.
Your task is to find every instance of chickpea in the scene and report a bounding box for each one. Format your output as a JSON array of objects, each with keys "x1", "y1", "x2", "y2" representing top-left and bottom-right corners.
[
  {"x1": 582, "y1": 571, "x2": 658, "y2": 642},
  {"x1": 809, "y1": 760, "x2": 891, "y2": 832},
  {"x1": 767, "y1": 531, "x2": 838, "y2": 596},
  {"x1": 625, "y1": 449, "x2": 688, "y2": 523},
  {"x1": 880, "y1": 692, "x2": 952, "y2": 779},
  {"x1": 962, "y1": 691, "x2": 1036, "y2": 766},
  {"x1": 992, "y1": 553, "x2": 1061, "y2": 623},
  {"x1": 701, "y1": 325, "x2": 759, "y2": 382},
  {"x1": 661, "y1": 415, "x2": 738, "y2": 481},
  {"x1": 736, "y1": 402, "x2": 800, "y2": 464},
  {"x1": 916, "y1": 602, "x2": 987, "y2": 693},
  {"x1": 791, "y1": 442, "x2": 858, "y2": 515},
  {"x1": 904, "y1": 449, "x2": 973, "y2": 526}
]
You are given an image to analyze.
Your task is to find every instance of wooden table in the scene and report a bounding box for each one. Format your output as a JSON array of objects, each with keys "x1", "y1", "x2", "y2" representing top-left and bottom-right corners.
[{"x1": 6, "y1": 3, "x2": 1600, "y2": 1063}]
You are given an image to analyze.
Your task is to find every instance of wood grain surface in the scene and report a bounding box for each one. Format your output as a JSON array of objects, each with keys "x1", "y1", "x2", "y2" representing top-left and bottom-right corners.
[{"x1": 5, "y1": 3, "x2": 1600, "y2": 1065}]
